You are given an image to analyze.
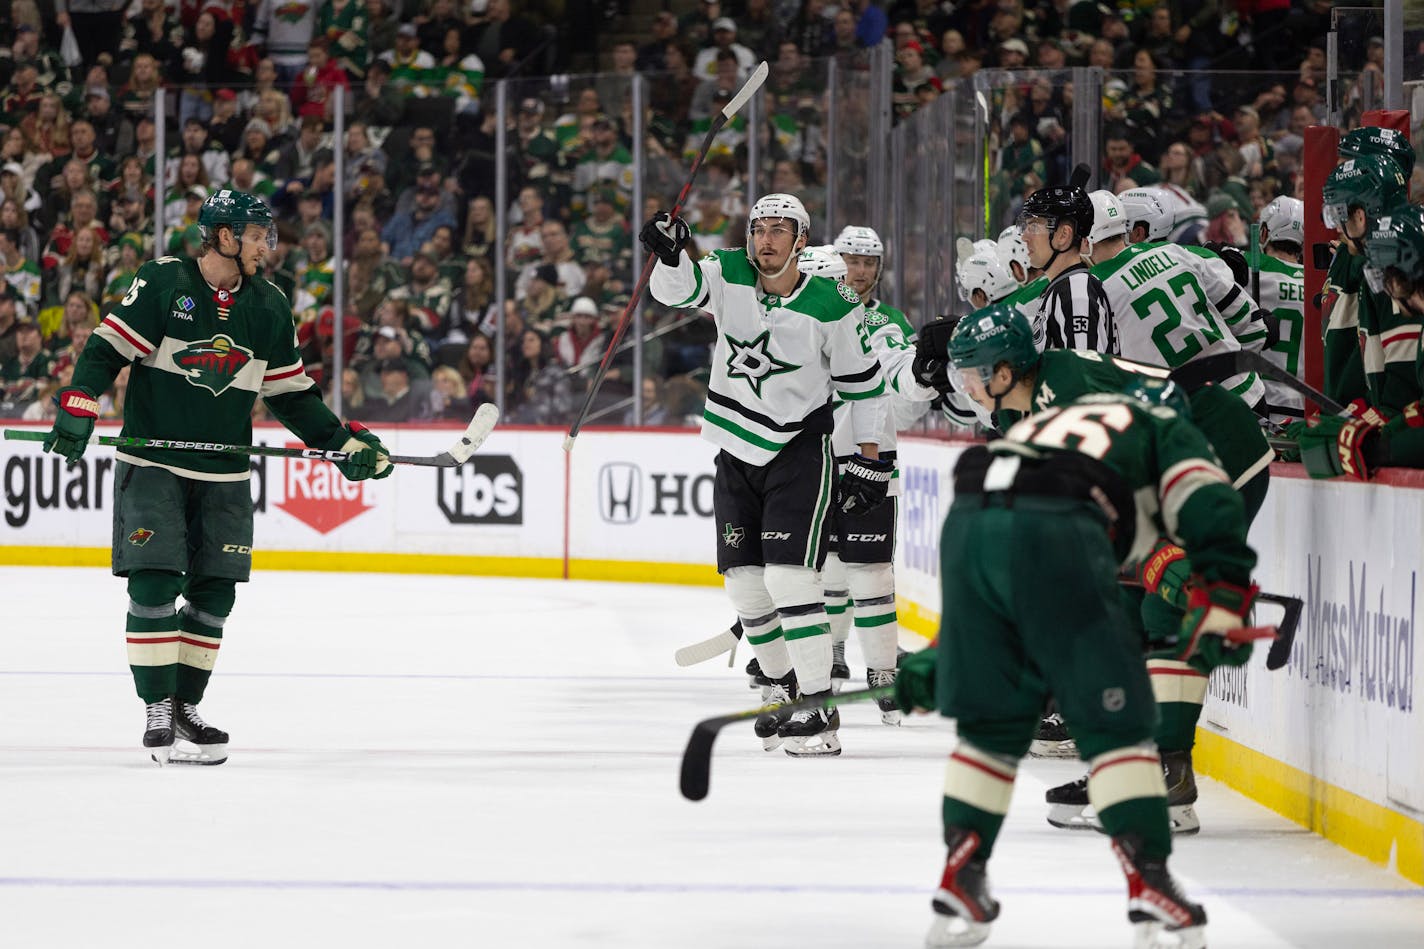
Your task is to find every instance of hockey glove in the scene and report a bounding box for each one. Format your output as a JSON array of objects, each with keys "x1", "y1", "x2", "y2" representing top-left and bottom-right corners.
[
  {"x1": 334, "y1": 422, "x2": 393, "y2": 481},
  {"x1": 1204, "y1": 241, "x2": 1250, "y2": 287},
  {"x1": 912, "y1": 317, "x2": 959, "y2": 392},
  {"x1": 1177, "y1": 579, "x2": 1258, "y2": 669},
  {"x1": 838, "y1": 453, "x2": 894, "y2": 515},
  {"x1": 893, "y1": 647, "x2": 937, "y2": 713},
  {"x1": 1296, "y1": 414, "x2": 1385, "y2": 481},
  {"x1": 42, "y1": 386, "x2": 99, "y2": 466},
  {"x1": 638, "y1": 211, "x2": 691, "y2": 267}
]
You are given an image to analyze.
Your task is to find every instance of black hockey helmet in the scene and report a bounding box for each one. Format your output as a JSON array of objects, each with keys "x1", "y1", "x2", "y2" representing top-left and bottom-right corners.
[{"x1": 1019, "y1": 185, "x2": 1094, "y2": 242}]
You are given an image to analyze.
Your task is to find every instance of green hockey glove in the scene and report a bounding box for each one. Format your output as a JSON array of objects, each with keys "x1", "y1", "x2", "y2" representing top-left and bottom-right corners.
[
  {"x1": 1178, "y1": 579, "x2": 1258, "y2": 668},
  {"x1": 893, "y1": 647, "x2": 938, "y2": 713},
  {"x1": 42, "y1": 386, "x2": 100, "y2": 466},
  {"x1": 1297, "y1": 415, "x2": 1385, "y2": 481},
  {"x1": 334, "y1": 422, "x2": 393, "y2": 481}
]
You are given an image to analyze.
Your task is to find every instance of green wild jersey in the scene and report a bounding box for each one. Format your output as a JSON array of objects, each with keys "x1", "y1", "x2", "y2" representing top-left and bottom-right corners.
[
  {"x1": 1323, "y1": 249, "x2": 1368, "y2": 407},
  {"x1": 1254, "y1": 254, "x2": 1306, "y2": 416},
  {"x1": 1358, "y1": 285, "x2": 1423, "y2": 417},
  {"x1": 997, "y1": 394, "x2": 1255, "y2": 582},
  {"x1": 76, "y1": 256, "x2": 346, "y2": 480},
  {"x1": 1092, "y1": 242, "x2": 1265, "y2": 406},
  {"x1": 649, "y1": 248, "x2": 886, "y2": 466},
  {"x1": 1026, "y1": 349, "x2": 1272, "y2": 491}
]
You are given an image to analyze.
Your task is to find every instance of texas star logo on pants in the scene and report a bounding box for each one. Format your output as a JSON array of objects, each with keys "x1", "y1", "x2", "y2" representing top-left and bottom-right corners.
[{"x1": 722, "y1": 522, "x2": 744, "y2": 548}]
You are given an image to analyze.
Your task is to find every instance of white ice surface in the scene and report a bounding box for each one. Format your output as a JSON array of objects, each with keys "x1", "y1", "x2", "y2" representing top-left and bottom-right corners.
[{"x1": 0, "y1": 568, "x2": 1419, "y2": 948}]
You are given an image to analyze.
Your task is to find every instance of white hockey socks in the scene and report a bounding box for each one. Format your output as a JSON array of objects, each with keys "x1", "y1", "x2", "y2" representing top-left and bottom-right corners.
[
  {"x1": 725, "y1": 566, "x2": 791, "y2": 679},
  {"x1": 822, "y1": 552, "x2": 851, "y2": 644},
  {"x1": 766, "y1": 564, "x2": 833, "y2": 694},
  {"x1": 847, "y1": 562, "x2": 899, "y2": 670}
]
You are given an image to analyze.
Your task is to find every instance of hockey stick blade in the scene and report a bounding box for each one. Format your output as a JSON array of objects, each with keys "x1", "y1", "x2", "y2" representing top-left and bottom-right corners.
[
  {"x1": 1256, "y1": 592, "x2": 1303, "y2": 670},
  {"x1": 679, "y1": 686, "x2": 893, "y2": 801},
  {"x1": 674, "y1": 622, "x2": 742, "y2": 667},
  {"x1": 400, "y1": 402, "x2": 500, "y2": 467},
  {"x1": 1224, "y1": 624, "x2": 1278, "y2": 645},
  {"x1": 721, "y1": 61, "x2": 768, "y2": 120}
]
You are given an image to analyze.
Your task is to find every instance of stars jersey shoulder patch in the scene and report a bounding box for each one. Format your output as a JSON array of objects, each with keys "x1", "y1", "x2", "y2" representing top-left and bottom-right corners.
[
  {"x1": 724, "y1": 329, "x2": 800, "y2": 398},
  {"x1": 836, "y1": 281, "x2": 859, "y2": 304},
  {"x1": 864, "y1": 310, "x2": 889, "y2": 327}
]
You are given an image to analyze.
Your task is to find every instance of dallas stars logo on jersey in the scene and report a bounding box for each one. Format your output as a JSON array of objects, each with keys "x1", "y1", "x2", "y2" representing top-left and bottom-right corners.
[
  {"x1": 724, "y1": 330, "x2": 799, "y2": 397},
  {"x1": 174, "y1": 334, "x2": 253, "y2": 396}
]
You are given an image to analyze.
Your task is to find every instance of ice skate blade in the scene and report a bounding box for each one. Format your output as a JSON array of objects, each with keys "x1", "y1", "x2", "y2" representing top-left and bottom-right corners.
[
  {"x1": 148, "y1": 745, "x2": 171, "y2": 767},
  {"x1": 761, "y1": 734, "x2": 784, "y2": 752},
  {"x1": 881, "y1": 708, "x2": 903, "y2": 726},
  {"x1": 783, "y1": 732, "x2": 841, "y2": 757},
  {"x1": 1168, "y1": 804, "x2": 1200, "y2": 835},
  {"x1": 830, "y1": 678, "x2": 845, "y2": 694},
  {"x1": 925, "y1": 912, "x2": 991, "y2": 948},
  {"x1": 168, "y1": 741, "x2": 228, "y2": 766},
  {"x1": 1133, "y1": 921, "x2": 1206, "y2": 949},
  {"x1": 1046, "y1": 803, "x2": 1103, "y2": 831},
  {"x1": 1028, "y1": 738, "x2": 1078, "y2": 758}
]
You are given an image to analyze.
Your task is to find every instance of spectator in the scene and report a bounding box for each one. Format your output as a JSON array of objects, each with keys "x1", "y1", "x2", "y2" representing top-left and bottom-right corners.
[
  {"x1": 555, "y1": 295, "x2": 606, "y2": 375},
  {"x1": 294, "y1": 220, "x2": 336, "y2": 322},
  {"x1": 364, "y1": 0, "x2": 398, "y2": 62},
  {"x1": 1157, "y1": 140, "x2": 1206, "y2": 199},
  {"x1": 690, "y1": 49, "x2": 743, "y2": 122},
  {"x1": 463, "y1": 195, "x2": 497, "y2": 261},
  {"x1": 1234, "y1": 105, "x2": 1274, "y2": 181},
  {"x1": 636, "y1": 11, "x2": 679, "y2": 72},
  {"x1": 651, "y1": 43, "x2": 702, "y2": 128},
  {"x1": 455, "y1": 331, "x2": 494, "y2": 394},
  {"x1": 570, "y1": 114, "x2": 632, "y2": 220},
  {"x1": 237, "y1": 58, "x2": 281, "y2": 121},
  {"x1": 997, "y1": 36, "x2": 1028, "y2": 69},
  {"x1": 357, "y1": 323, "x2": 430, "y2": 394},
  {"x1": 1102, "y1": 125, "x2": 1160, "y2": 192},
  {"x1": 354, "y1": 58, "x2": 405, "y2": 127},
  {"x1": 937, "y1": 28, "x2": 966, "y2": 79},
  {"x1": 163, "y1": 155, "x2": 210, "y2": 223},
  {"x1": 392, "y1": 160, "x2": 454, "y2": 221},
  {"x1": 318, "y1": 0, "x2": 370, "y2": 80},
  {"x1": 850, "y1": 0, "x2": 889, "y2": 47},
  {"x1": 358, "y1": 358, "x2": 420, "y2": 422},
  {"x1": 426, "y1": 364, "x2": 473, "y2": 420},
  {"x1": 252, "y1": 0, "x2": 318, "y2": 85},
  {"x1": 381, "y1": 23, "x2": 439, "y2": 97},
  {"x1": 345, "y1": 225, "x2": 406, "y2": 320},
  {"x1": 788, "y1": 0, "x2": 833, "y2": 59},
  {"x1": 682, "y1": 0, "x2": 725, "y2": 51},
  {"x1": 507, "y1": 327, "x2": 572, "y2": 425},
  {"x1": 1290, "y1": 75, "x2": 1325, "y2": 123},
  {"x1": 465, "y1": 0, "x2": 541, "y2": 80},
  {"x1": 42, "y1": 161, "x2": 98, "y2": 234},
  {"x1": 291, "y1": 37, "x2": 350, "y2": 121},
  {"x1": 517, "y1": 264, "x2": 564, "y2": 335},
  {"x1": 225, "y1": 156, "x2": 276, "y2": 203},
  {"x1": 45, "y1": 288, "x2": 97, "y2": 356},
  {"x1": 572, "y1": 187, "x2": 631, "y2": 267},
  {"x1": 207, "y1": 89, "x2": 245, "y2": 155},
  {"x1": 506, "y1": 185, "x2": 546, "y2": 271},
  {"x1": 175, "y1": 116, "x2": 231, "y2": 186},
  {"x1": 325, "y1": 366, "x2": 366, "y2": 417},
  {"x1": 270, "y1": 115, "x2": 329, "y2": 194},
  {"x1": 694, "y1": 18, "x2": 758, "y2": 81},
  {"x1": 121, "y1": 0, "x2": 184, "y2": 70},
  {"x1": 390, "y1": 247, "x2": 454, "y2": 336},
  {"x1": 43, "y1": 224, "x2": 105, "y2": 310},
  {"x1": 1203, "y1": 191, "x2": 1247, "y2": 248},
  {"x1": 434, "y1": 26, "x2": 486, "y2": 115},
  {"x1": 893, "y1": 41, "x2": 937, "y2": 120},
  {"x1": 1, "y1": 199, "x2": 43, "y2": 266},
  {"x1": 383, "y1": 178, "x2": 457, "y2": 265},
  {"x1": 516, "y1": 221, "x2": 586, "y2": 301},
  {"x1": 102, "y1": 233, "x2": 146, "y2": 312},
  {"x1": 737, "y1": 0, "x2": 783, "y2": 60},
  {"x1": 174, "y1": 8, "x2": 237, "y2": 126},
  {"x1": 596, "y1": 41, "x2": 638, "y2": 115},
  {"x1": 0, "y1": 316, "x2": 49, "y2": 414},
  {"x1": 448, "y1": 257, "x2": 497, "y2": 342},
  {"x1": 622, "y1": 374, "x2": 670, "y2": 426}
]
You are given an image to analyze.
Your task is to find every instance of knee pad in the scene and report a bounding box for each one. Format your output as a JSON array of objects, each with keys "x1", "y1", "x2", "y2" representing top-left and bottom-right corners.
[
  {"x1": 846, "y1": 561, "x2": 895, "y2": 602},
  {"x1": 763, "y1": 563, "x2": 822, "y2": 610},
  {"x1": 821, "y1": 551, "x2": 847, "y2": 596},
  {"x1": 724, "y1": 565, "x2": 776, "y2": 626},
  {"x1": 127, "y1": 570, "x2": 185, "y2": 610},
  {"x1": 185, "y1": 575, "x2": 237, "y2": 620}
]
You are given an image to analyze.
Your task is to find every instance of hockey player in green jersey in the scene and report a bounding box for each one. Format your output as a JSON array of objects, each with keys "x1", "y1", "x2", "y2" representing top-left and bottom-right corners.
[
  {"x1": 893, "y1": 347, "x2": 1253, "y2": 947},
  {"x1": 1085, "y1": 189, "x2": 1267, "y2": 408},
  {"x1": 1254, "y1": 197, "x2": 1307, "y2": 420},
  {"x1": 1298, "y1": 205, "x2": 1424, "y2": 479},
  {"x1": 941, "y1": 304, "x2": 1272, "y2": 835},
  {"x1": 1321, "y1": 151, "x2": 1409, "y2": 410},
  {"x1": 41, "y1": 191, "x2": 394, "y2": 766},
  {"x1": 642, "y1": 194, "x2": 888, "y2": 756}
]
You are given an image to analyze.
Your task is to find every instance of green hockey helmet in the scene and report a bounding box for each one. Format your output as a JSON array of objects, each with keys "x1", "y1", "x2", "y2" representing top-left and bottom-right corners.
[
  {"x1": 1322, "y1": 153, "x2": 1408, "y2": 235},
  {"x1": 1362, "y1": 204, "x2": 1424, "y2": 296},
  {"x1": 1121, "y1": 376, "x2": 1190, "y2": 418},
  {"x1": 1339, "y1": 126, "x2": 1416, "y2": 180},
  {"x1": 198, "y1": 189, "x2": 278, "y2": 250},
  {"x1": 946, "y1": 303, "x2": 1039, "y2": 390}
]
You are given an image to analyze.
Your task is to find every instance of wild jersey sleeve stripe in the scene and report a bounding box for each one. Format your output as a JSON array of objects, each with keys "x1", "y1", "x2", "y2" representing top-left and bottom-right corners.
[
  {"x1": 97, "y1": 315, "x2": 156, "y2": 359},
  {"x1": 1158, "y1": 459, "x2": 1230, "y2": 536},
  {"x1": 261, "y1": 362, "x2": 317, "y2": 398}
]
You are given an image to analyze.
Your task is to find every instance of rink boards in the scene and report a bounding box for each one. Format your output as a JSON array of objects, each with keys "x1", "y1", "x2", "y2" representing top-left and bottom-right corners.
[{"x1": 1, "y1": 422, "x2": 1421, "y2": 885}]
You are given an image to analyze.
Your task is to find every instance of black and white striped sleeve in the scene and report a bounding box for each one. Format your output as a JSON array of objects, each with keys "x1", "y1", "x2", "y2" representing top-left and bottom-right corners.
[{"x1": 1042, "y1": 269, "x2": 1117, "y2": 354}]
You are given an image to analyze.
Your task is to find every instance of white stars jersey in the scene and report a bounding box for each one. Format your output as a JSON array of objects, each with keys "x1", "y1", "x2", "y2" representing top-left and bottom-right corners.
[{"x1": 649, "y1": 248, "x2": 887, "y2": 466}]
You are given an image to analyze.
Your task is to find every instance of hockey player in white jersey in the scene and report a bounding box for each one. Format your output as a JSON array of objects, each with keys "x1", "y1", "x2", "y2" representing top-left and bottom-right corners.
[
  {"x1": 642, "y1": 195, "x2": 889, "y2": 756},
  {"x1": 1254, "y1": 197, "x2": 1306, "y2": 420},
  {"x1": 1086, "y1": 190, "x2": 1267, "y2": 408}
]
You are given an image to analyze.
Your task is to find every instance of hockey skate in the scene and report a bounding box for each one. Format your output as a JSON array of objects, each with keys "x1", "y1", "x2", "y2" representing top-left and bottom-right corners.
[
  {"x1": 778, "y1": 690, "x2": 841, "y2": 757},
  {"x1": 753, "y1": 674, "x2": 797, "y2": 752},
  {"x1": 170, "y1": 701, "x2": 229, "y2": 765},
  {"x1": 926, "y1": 827, "x2": 999, "y2": 948},
  {"x1": 143, "y1": 697, "x2": 174, "y2": 766},
  {"x1": 1046, "y1": 752, "x2": 1200, "y2": 835},
  {"x1": 1028, "y1": 711, "x2": 1077, "y2": 758},
  {"x1": 868, "y1": 667, "x2": 901, "y2": 725},
  {"x1": 829, "y1": 641, "x2": 850, "y2": 693},
  {"x1": 1112, "y1": 834, "x2": 1207, "y2": 949},
  {"x1": 745, "y1": 656, "x2": 764, "y2": 691}
]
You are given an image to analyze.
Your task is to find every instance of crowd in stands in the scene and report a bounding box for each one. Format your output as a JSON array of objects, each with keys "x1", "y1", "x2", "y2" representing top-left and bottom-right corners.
[{"x1": 0, "y1": 0, "x2": 1404, "y2": 428}]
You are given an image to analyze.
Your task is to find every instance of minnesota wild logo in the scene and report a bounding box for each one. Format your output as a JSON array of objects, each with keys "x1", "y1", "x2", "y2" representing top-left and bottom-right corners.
[
  {"x1": 174, "y1": 334, "x2": 253, "y2": 396},
  {"x1": 127, "y1": 528, "x2": 155, "y2": 547}
]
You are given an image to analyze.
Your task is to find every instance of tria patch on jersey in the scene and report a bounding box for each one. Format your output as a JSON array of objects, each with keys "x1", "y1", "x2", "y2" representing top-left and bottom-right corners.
[
  {"x1": 174, "y1": 334, "x2": 253, "y2": 396},
  {"x1": 127, "y1": 528, "x2": 155, "y2": 547},
  {"x1": 836, "y1": 282, "x2": 859, "y2": 304},
  {"x1": 724, "y1": 329, "x2": 800, "y2": 398},
  {"x1": 177, "y1": 295, "x2": 195, "y2": 312}
]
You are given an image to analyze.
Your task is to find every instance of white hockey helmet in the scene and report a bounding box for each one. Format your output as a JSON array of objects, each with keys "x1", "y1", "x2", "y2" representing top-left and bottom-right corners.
[
  {"x1": 748, "y1": 192, "x2": 811, "y2": 237},
  {"x1": 1085, "y1": 189, "x2": 1127, "y2": 254},
  {"x1": 1118, "y1": 188, "x2": 1172, "y2": 242},
  {"x1": 797, "y1": 244, "x2": 847, "y2": 280},
  {"x1": 1258, "y1": 195, "x2": 1305, "y2": 247},
  {"x1": 833, "y1": 225, "x2": 884, "y2": 258},
  {"x1": 954, "y1": 238, "x2": 1000, "y2": 299},
  {"x1": 996, "y1": 225, "x2": 1031, "y2": 281},
  {"x1": 958, "y1": 248, "x2": 1018, "y2": 307}
]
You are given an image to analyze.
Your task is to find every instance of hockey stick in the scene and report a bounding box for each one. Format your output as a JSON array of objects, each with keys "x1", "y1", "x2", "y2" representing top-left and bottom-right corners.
[
  {"x1": 674, "y1": 619, "x2": 743, "y2": 667},
  {"x1": 4, "y1": 403, "x2": 500, "y2": 468},
  {"x1": 1254, "y1": 592, "x2": 1302, "y2": 671},
  {"x1": 1172, "y1": 350, "x2": 1348, "y2": 416},
  {"x1": 563, "y1": 61, "x2": 770, "y2": 453},
  {"x1": 681, "y1": 685, "x2": 893, "y2": 802}
]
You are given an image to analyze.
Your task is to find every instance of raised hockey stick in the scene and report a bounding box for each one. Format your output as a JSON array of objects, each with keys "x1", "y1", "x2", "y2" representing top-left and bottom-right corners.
[
  {"x1": 674, "y1": 619, "x2": 743, "y2": 667},
  {"x1": 4, "y1": 403, "x2": 500, "y2": 468},
  {"x1": 1171, "y1": 350, "x2": 1348, "y2": 416},
  {"x1": 681, "y1": 685, "x2": 894, "y2": 801},
  {"x1": 563, "y1": 61, "x2": 770, "y2": 453}
]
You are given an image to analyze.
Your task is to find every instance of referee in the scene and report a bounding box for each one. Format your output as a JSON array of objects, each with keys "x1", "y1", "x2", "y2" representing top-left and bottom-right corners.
[{"x1": 1018, "y1": 180, "x2": 1117, "y2": 355}]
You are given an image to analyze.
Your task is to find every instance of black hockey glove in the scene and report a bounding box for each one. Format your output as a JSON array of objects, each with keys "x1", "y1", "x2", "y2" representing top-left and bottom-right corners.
[
  {"x1": 912, "y1": 317, "x2": 960, "y2": 393},
  {"x1": 1257, "y1": 308, "x2": 1283, "y2": 348},
  {"x1": 639, "y1": 211, "x2": 691, "y2": 267},
  {"x1": 1204, "y1": 241, "x2": 1250, "y2": 287},
  {"x1": 838, "y1": 453, "x2": 894, "y2": 515}
]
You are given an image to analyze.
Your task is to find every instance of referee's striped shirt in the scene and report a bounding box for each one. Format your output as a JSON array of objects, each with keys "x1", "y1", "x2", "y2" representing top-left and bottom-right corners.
[{"x1": 1040, "y1": 264, "x2": 1117, "y2": 354}]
